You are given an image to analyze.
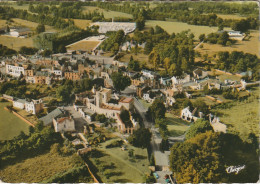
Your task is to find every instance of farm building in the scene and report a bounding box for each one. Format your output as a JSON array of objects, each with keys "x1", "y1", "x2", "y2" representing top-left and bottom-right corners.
[{"x1": 9, "y1": 28, "x2": 32, "y2": 38}]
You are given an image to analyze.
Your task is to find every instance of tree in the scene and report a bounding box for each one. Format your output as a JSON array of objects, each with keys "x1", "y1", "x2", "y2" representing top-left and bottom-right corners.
[
  {"x1": 128, "y1": 128, "x2": 152, "y2": 148},
  {"x1": 193, "y1": 99, "x2": 208, "y2": 114},
  {"x1": 147, "y1": 99, "x2": 166, "y2": 121},
  {"x1": 199, "y1": 34, "x2": 206, "y2": 42},
  {"x1": 57, "y1": 44, "x2": 66, "y2": 53},
  {"x1": 185, "y1": 119, "x2": 213, "y2": 140},
  {"x1": 56, "y1": 85, "x2": 71, "y2": 102},
  {"x1": 170, "y1": 132, "x2": 259, "y2": 183},
  {"x1": 111, "y1": 72, "x2": 131, "y2": 92},
  {"x1": 128, "y1": 59, "x2": 140, "y2": 71},
  {"x1": 36, "y1": 24, "x2": 45, "y2": 34}
]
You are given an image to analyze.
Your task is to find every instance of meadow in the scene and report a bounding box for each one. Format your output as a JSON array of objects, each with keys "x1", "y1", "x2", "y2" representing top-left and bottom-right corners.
[
  {"x1": 0, "y1": 151, "x2": 89, "y2": 183},
  {"x1": 83, "y1": 6, "x2": 133, "y2": 19},
  {"x1": 212, "y1": 87, "x2": 259, "y2": 141},
  {"x1": 196, "y1": 30, "x2": 259, "y2": 57},
  {"x1": 0, "y1": 101, "x2": 29, "y2": 140},
  {"x1": 89, "y1": 138, "x2": 150, "y2": 183},
  {"x1": 145, "y1": 20, "x2": 231, "y2": 39}
]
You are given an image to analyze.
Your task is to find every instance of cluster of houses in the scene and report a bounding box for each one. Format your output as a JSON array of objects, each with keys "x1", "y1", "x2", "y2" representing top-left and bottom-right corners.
[{"x1": 0, "y1": 50, "x2": 249, "y2": 135}]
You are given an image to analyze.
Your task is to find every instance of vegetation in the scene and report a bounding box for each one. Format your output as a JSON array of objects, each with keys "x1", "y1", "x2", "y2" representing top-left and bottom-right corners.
[
  {"x1": 170, "y1": 131, "x2": 259, "y2": 183},
  {"x1": 0, "y1": 101, "x2": 29, "y2": 140},
  {"x1": 19, "y1": 46, "x2": 38, "y2": 55},
  {"x1": 111, "y1": 72, "x2": 131, "y2": 92},
  {"x1": 0, "y1": 44, "x2": 17, "y2": 56},
  {"x1": 36, "y1": 24, "x2": 45, "y2": 34},
  {"x1": 100, "y1": 30, "x2": 125, "y2": 54},
  {"x1": 128, "y1": 128, "x2": 151, "y2": 148},
  {"x1": 147, "y1": 99, "x2": 166, "y2": 121},
  {"x1": 185, "y1": 119, "x2": 213, "y2": 140}
]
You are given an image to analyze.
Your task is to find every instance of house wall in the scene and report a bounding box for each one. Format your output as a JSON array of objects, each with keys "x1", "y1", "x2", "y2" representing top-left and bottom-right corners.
[
  {"x1": 53, "y1": 118, "x2": 75, "y2": 132},
  {"x1": 13, "y1": 101, "x2": 25, "y2": 109}
]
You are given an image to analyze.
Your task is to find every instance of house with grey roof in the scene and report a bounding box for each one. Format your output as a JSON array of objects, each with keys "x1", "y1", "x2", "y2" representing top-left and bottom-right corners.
[{"x1": 39, "y1": 108, "x2": 63, "y2": 126}]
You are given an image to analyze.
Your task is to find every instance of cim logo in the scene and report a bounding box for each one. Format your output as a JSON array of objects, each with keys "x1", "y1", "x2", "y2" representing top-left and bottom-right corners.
[{"x1": 226, "y1": 165, "x2": 245, "y2": 174}]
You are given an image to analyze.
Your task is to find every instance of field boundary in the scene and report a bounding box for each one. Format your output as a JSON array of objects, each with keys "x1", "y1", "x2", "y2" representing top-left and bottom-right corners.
[{"x1": 4, "y1": 107, "x2": 35, "y2": 127}]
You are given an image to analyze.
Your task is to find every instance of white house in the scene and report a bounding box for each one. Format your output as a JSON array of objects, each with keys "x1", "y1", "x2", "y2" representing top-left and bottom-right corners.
[
  {"x1": 25, "y1": 99, "x2": 43, "y2": 115},
  {"x1": 143, "y1": 93, "x2": 154, "y2": 103},
  {"x1": 171, "y1": 74, "x2": 190, "y2": 85},
  {"x1": 13, "y1": 99, "x2": 26, "y2": 109},
  {"x1": 6, "y1": 64, "x2": 25, "y2": 77},
  {"x1": 180, "y1": 106, "x2": 198, "y2": 122},
  {"x1": 209, "y1": 114, "x2": 227, "y2": 133},
  {"x1": 53, "y1": 116, "x2": 75, "y2": 132},
  {"x1": 141, "y1": 69, "x2": 156, "y2": 80}
]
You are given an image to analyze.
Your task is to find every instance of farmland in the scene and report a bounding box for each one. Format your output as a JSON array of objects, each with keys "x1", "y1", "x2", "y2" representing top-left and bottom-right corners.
[
  {"x1": 196, "y1": 30, "x2": 259, "y2": 57},
  {"x1": 70, "y1": 19, "x2": 92, "y2": 29},
  {"x1": 145, "y1": 20, "x2": 231, "y2": 39},
  {"x1": 0, "y1": 101, "x2": 29, "y2": 140},
  {"x1": 0, "y1": 151, "x2": 91, "y2": 183},
  {"x1": 83, "y1": 6, "x2": 133, "y2": 19}
]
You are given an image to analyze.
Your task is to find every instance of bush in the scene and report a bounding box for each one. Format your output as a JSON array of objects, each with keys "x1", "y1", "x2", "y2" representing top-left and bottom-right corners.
[{"x1": 105, "y1": 140, "x2": 123, "y2": 148}]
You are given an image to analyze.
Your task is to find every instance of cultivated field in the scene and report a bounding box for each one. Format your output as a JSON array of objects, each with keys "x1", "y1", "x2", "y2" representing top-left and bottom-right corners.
[
  {"x1": 145, "y1": 20, "x2": 231, "y2": 39},
  {"x1": 0, "y1": 19, "x2": 6, "y2": 28},
  {"x1": 118, "y1": 52, "x2": 149, "y2": 64},
  {"x1": 0, "y1": 151, "x2": 89, "y2": 183},
  {"x1": 212, "y1": 87, "x2": 259, "y2": 141},
  {"x1": 89, "y1": 138, "x2": 150, "y2": 183},
  {"x1": 0, "y1": 101, "x2": 29, "y2": 140},
  {"x1": 66, "y1": 40, "x2": 100, "y2": 51},
  {"x1": 196, "y1": 30, "x2": 259, "y2": 57},
  {"x1": 83, "y1": 6, "x2": 133, "y2": 19},
  {"x1": 64, "y1": 19, "x2": 91, "y2": 29}
]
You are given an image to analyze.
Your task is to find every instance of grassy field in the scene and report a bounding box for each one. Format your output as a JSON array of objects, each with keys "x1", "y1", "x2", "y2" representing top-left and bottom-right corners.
[
  {"x1": 12, "y1": 18, "x2": 57, "y2": 32},
  {"x1": 118, "y1": 52, "x2": 150, "y2": 67},
  {"x1": 196, "y1": 30, "x2": 259, "y2": 57},
  {"x1": 0, "y1": 19, "x2": 7, "y2": 28},
  {"x1": 145, "y1": 20, "x2": 231, "y2": 39},
  {"x1": 165, "y1": 113, "x2": 189, "y2": 137},
  {"x1": 65, "y1": 19, "x2": 92, "y2": 29},
  {"x1": 212, "y1": 87, "x2": 259, "y2": 140},
  {"x1": 0, "y1": 151, "x2": 86, "y2": 183},
  {"x1": 89, "y1": 138, "x2": 150, "y2": 183},
  {"x1": 0, "y1": 101, "x2": 29, "y2": 140},
  {"x1": 83, "y1": 6, "x2": 133, "y2": 19},
  {"x1": 66, "y1": 40, "x2": 100, "y2": 51}
]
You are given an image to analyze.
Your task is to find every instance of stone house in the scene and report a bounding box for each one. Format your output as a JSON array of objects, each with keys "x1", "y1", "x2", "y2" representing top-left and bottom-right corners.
[{"x1": 53, "y1": 116, "x2": 75, "y2": 132}]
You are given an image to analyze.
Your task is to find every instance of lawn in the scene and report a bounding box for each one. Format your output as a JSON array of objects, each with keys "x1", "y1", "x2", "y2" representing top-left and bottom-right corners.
[
  {"x1": 0, "y1": 19, "x2": 6, "y2": 28},
  {"x1": 0, "y1": 151, "x2": 90, "y2": 183},
  {"x1": 89, "y1": 138, "x2": 150, "y2": 183},
  {"x1": 66, "y1": 40, "x2": 101, "y2": 51},
  {"x1": 0, "y1": 101, "x2": 29, "y2": 140},
  {"x1": 145, "y1": 20, "x2": 231, "y2": 39},
  {"x1": 216, "y1": 14, "x2": 246, "y2": 20},
  {"x1": 212, "y1": 87, "x2": 259, "y2": 141},
  {"x1": 83, "y1": 6, "x2": 133, "y2": 19},
  {"x1": 165, "y1": 113, "x2": 189, "y2": 137},
  {"x1": 14, "y1": 107, "x2": 39, "y2": 125},
  {"x1": 196, "y1": 30, "x2": 259, "y2": 57},
  {"x1": 138, "y1": 99, "x2": 151, "y2": 109}
]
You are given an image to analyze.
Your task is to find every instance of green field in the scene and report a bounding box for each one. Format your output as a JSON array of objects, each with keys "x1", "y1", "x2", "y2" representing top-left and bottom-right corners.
[
  {"x1": 83, "y1": 6, "x2": 133, "y2": 19},
  {"x1": 145, "y1": 20, "x2": 231, "y2": 39},
  {"x1": 89, "y1": 138, "x2": 150, "y2": 183},
  {"x1": 212, "y1": 87, "x2": 259, "y2": 140},
  {"x1": 0, "y1": 101, "x2": 29, "y2": 140},
  {"x1": 165, "y1": 113, "x2": 189, "y2": 137},
  {"x1": 0, "y1": 150, "x2": 91, "y2": 183}
]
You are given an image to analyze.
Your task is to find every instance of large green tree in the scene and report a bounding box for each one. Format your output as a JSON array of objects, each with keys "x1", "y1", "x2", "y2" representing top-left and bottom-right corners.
[
  {"x1": 128, "y1": 128, "x2": 152, "y2": 148},
  {"x1": 111, "y1": 72, "x2": 131, "y2": 92},
  {"x1": 147, "y1": 99, "x2": 166, "y2": 121},
  {"x1": 185, "y1": 119, "x2": 213, "y2": 140},
  {"x1": 170, "y1": 131, "x2": 259, "y2": 183}
]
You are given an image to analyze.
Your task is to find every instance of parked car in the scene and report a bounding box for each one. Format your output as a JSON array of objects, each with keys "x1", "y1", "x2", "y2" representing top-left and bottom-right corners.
[{"x1": 153, "y1": 172, "x2": 159, "y2": 179}]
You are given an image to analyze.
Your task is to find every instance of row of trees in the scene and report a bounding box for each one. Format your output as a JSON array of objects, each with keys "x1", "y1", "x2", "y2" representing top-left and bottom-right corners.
[
  {"x1": 216, "y1": 51, "x2": 259, "y2": 80},
  {"x1": 0, "y1": 44, "x2": 16, "y2": 56}
]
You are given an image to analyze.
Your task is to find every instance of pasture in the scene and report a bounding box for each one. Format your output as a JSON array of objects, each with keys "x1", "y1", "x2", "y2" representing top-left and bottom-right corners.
[
  {"x1": 216, "y1": 14, "x2": 246, "y2": 20},
  {"x1": 145, "y1": 20, "x2": 231, "y2": 39},
  {"x1": 0, "y1": 101, "x2": 29, "y2": 140},
  {"x1": 83, "y1": 6, "x2": 133, "y2": 19},
  {"x1": 196, "y1": 30, "x2": 259, "y2": 57},
  {"x1": 71, "y1": 19, "x2": 92, "y2": 29}
]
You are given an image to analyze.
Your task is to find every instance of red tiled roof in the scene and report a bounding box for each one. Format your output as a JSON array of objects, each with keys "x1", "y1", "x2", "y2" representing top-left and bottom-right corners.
[{"x1": 119, "y1": 97, "x2": 133, "y2": 103}]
